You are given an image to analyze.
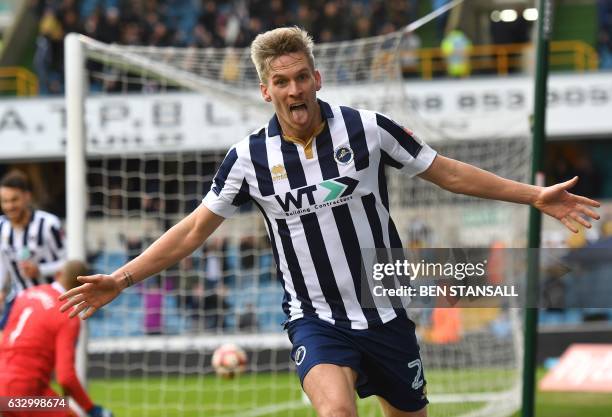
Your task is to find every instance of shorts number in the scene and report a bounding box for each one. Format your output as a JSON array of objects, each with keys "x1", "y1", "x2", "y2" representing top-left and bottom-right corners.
[{"x1": 408, "y1": 359, "x2": 424, "y2": 389}]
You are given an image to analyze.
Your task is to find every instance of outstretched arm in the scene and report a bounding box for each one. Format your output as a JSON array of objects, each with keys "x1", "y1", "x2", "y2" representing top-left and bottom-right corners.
[
  {"x1": 59, "y1": 204, "x2": 225, "y2": 319},
  {"x1": 419, "y1": 155, "x2": 600, "y2": 232}
]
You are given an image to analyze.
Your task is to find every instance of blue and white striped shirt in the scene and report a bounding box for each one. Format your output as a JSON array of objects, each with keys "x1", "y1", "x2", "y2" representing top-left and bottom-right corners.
[
  {"x1": 0, "y1": 210, "x2": 66, "y2": 301},
  {"x1": 203, "y1": 100, "x2": 436, "y2": 329}
]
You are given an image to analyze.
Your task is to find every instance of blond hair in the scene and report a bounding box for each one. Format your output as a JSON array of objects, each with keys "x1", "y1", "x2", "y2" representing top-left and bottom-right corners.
[{"x1": 250, "y1": 27, "x2": 315, "y2": 84}]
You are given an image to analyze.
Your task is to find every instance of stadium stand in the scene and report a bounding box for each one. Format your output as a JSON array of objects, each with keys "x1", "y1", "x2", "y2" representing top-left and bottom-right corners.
[{"x1": 32, "y1": 0, "x2": 424, "y2": 94}]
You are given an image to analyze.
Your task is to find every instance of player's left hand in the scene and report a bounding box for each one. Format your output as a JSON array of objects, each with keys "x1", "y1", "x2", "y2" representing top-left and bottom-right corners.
[
  {"x1": 59, "y1": 274, "x2": 123, "y2": 319},
  {"x1": 533, "y1": 176, "x2": 600, "y2": 233},
  {"x1": 18, "y1": 260, "x2": 39, "y2": 278}
]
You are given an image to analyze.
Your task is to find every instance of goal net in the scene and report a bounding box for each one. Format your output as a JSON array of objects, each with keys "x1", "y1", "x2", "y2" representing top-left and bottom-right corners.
[{"x1": 65, "y1": 26, "x2": 528, "y2": 417}]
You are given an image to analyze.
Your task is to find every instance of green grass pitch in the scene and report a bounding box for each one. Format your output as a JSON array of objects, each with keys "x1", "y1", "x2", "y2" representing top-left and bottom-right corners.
[{"x1": 85, "y1": 369, "x2": 612, "y2": 417}]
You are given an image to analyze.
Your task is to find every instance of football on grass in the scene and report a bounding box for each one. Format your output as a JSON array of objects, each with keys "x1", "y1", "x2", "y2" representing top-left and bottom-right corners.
[{"x1": 212, "y1": 343, "x2": 247, "y2": 378}]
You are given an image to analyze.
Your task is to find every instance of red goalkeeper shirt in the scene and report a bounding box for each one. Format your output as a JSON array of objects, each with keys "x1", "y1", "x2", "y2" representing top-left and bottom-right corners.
[{"x1": 0, "y1": 282, "x2": 94, "y2": 412}]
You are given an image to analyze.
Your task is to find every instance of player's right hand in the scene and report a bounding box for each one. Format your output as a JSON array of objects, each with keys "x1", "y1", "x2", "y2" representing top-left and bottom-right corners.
[
  {"x1": 88, "y1": 405, "x2": 114, "y2": 417},
  {"x1": 58, "y1": 274, "x2": 123, "y2": 320}
]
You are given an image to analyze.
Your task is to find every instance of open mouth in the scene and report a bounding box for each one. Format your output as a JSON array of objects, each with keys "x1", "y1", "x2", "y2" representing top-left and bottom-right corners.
[
  {"x1": 288, "y1": 102, "x2": 309, "y2": 123},
  {"x1": 289, "y1": 103, "x2": 307, "y2": 112}
]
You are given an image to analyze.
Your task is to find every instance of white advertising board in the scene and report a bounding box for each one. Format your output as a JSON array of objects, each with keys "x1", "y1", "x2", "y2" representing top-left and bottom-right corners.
[{"x1": 0, "y1": 72, "x2": 611, "y2": 160}]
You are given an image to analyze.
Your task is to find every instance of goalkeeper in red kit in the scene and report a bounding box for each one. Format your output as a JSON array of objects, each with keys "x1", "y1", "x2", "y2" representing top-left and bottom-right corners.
[{"x1": 0, "y1": 260, "x2": 113, "y2": 417}]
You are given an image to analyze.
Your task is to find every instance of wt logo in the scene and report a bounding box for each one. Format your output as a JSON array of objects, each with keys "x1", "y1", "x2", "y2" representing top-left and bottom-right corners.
[
  {"x1": 274, "y1": 185, "x2": 317, "y2": 211},
  {"x1": 274, "y1": 176, "x2": 359, "y2": 212}
]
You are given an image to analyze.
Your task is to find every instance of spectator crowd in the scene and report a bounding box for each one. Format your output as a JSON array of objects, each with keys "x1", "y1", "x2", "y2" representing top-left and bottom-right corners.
[
  {"x1": 33, "y1": 0, "x2": 420, "y2": 94},
  {"x1": 27, "y1": 0, "x2": 612, "y2": 94}
]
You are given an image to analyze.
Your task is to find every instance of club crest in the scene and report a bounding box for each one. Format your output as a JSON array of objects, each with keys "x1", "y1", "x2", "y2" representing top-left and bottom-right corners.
[
  {"x1": 334, "y1": 146, "x2": 354, "y2": 165},
  {"x1": 295, "y1": 346, "x2": 307, "y2": 366}
]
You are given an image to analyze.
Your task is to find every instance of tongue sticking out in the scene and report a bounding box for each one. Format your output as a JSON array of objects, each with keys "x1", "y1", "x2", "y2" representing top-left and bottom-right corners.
[{"x1": 290, "y1": 105, "x2": 308, "y2": 124}]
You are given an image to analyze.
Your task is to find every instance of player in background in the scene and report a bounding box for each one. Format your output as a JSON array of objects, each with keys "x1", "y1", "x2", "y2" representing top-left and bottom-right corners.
[
  {"x1": 0, "y1": 260, "x2": 113, "y2": 417},
  {"x1": 59, "y1": 27, "x2": 600, "y2": 417},
  {"x1": 0, "y1": 170, "x2": 67, "y2": 336}
]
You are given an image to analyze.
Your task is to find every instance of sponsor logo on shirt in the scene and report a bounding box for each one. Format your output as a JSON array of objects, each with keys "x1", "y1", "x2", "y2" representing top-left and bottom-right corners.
[
  {"x1": 271, "y1": 164, "x2": 288, "y2": 182},
  {"x1": 274, "y1": 176, "x2": 359, "y2": 216}
]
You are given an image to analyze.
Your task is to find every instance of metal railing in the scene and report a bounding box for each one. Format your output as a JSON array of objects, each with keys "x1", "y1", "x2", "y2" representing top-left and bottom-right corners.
[
  {"x1": 407, "y1": 40, "x2": 599, "y2": 79},
  {"x1": 0, "y1": 40, "x2": 600, "y2": 96},
  {"x1": 0, "y1": 67, "x2": 39, "y2": 96}
]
